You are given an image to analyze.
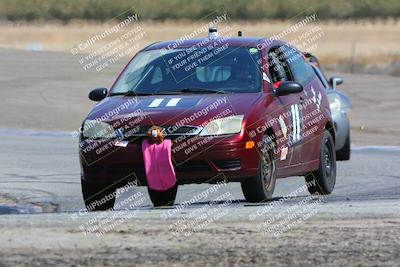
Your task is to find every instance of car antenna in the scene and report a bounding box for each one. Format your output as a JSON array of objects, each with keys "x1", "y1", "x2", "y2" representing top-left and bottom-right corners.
[{"x1": 238, "y1": 31, "x2": 242, "y2": 37}]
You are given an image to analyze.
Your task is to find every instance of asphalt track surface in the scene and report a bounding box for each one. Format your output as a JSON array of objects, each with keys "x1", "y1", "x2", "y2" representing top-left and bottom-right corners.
[
  {"x1": 0, "y1": 131, "x2": 399, "y2": 266},
  {"x1": 0, "y1": 130, "x2": 399, "y2": 215}
]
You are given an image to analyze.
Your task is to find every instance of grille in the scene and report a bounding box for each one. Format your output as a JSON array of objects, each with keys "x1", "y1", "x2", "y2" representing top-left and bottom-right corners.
[
  {"x1": 119, "y1": 125, "x2": 201, "y2": 140},
  {"x1": 108, "y1": 164, "x2": 145, "y2": 176},
  {"x1": 108, "y1": 160, "x2": 210, "y2": 176},
  {"x1": 175, "y1": 161, "x2": 210, "y2": 172},
  {"x1": 82, "y1": 164, "x2": 103, "y2": 178},
  {"x1": 213, "y1": 159, "x2": 241, "y2": 170}
]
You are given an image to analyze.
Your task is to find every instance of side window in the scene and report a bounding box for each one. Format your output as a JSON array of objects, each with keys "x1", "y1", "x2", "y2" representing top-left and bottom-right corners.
[
  {"x1": 150, "y1": 66, "x2": 163, "y2": 84},
  {"x1": 282, "y1": 46, "x2": 314, "y2": 85},
  {"x1": 267, "y1": 47, "x2": 291, "y2": 83}
]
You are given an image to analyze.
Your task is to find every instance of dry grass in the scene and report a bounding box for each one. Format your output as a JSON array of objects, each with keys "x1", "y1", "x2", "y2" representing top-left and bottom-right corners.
[{"x1": 0, "y1": 20, "x2": 399, "y2": 66}]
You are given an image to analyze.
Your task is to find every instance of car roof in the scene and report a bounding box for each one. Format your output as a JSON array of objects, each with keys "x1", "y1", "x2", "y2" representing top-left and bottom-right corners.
[{"x1": 143, "y1": 37, "x2": 273, "y2": 51}]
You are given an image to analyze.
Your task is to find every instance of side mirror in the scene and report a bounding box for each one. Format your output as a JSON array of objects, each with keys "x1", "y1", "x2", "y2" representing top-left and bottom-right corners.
[
  {"x1": 276, "y1": 81, "x2": 303, "y2": 96},
  {"x1": 89, "y1": 88, "x2": 108, "y2": 101},
  {"x1": 329, "y1": 76, "x2": 344, "y2": 90}
]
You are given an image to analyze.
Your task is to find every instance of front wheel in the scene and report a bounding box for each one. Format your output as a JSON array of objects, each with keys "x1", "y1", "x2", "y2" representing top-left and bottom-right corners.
[
  {"x1": 305, "y1": 130, "x2": 336, "y2": 195},
  {"x1": 147, "y1": 183, "x2": 178, "y2": 207},
  {"x1": 241, "y1": 134, "x2": 277, "y2": 202},
  {"x1": 81, "y1": 178, "x2": 116, "y2": 211}
]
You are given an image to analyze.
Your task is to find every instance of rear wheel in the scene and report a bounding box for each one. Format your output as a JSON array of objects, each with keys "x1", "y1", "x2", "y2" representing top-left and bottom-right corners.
[
  {"x1": 148, "y1": 183, "x2": 178, "y2": 207},
  {"x1": 241, "y1": 134, "x2": 276, "y2": 202},
  {"x1": 81, "y1": 178, "x2": 116, "y2": 211},
  {"x1": 305, "y1": 130, "x2": 336, "y2": 195}
]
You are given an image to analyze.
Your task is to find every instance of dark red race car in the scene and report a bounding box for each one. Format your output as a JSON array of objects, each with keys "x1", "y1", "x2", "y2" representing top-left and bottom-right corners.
[{"x1": 80, "y1": 28, "x2": 336, "y2": 209}]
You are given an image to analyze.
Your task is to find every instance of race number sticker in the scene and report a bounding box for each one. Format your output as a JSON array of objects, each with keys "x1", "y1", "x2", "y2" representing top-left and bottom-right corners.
[
  {"x1": 278, "y1": 115, "x2": 287, "y2": 138},
  {"x1": 311, "y1": 87, "x2": 322, "y2": 112},
  {"x1": 290, "y1": 104, "x2": 302, "y2": 143},
  {"x1": 280, "y1": 146, "x2": 288, "y2": 160}
]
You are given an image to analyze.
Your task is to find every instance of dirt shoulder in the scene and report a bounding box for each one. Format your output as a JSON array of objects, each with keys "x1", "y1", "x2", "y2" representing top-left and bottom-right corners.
[
  {"x1": 0, "y1": 214, "x2": 399, "y2": 267},
  {"x1": 337, "y1": 72, "x2": 400, "y2": 146}
]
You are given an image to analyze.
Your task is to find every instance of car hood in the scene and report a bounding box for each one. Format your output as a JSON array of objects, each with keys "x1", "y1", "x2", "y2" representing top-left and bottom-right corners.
[{"x1": 86, "y1": 93, "x2": 263, "y2": 126}]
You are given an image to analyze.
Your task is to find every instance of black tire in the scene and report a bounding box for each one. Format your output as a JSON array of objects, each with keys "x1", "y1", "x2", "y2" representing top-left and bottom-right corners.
[
  {"x1": 148, "y1": 183, "x2": 178, "y2": 207},
  {"x1": 336, "y1": 130, "x2": 351, "y2": 161},
  {"x1": 81, "y1": 178, "x2": 116, "y2": 211},
  {"x1": 241, "y1": 134, "x2": 276, "y2": 202},
  {"x1": 305, "y1": 130, "x2": 336, "y2": 195}
]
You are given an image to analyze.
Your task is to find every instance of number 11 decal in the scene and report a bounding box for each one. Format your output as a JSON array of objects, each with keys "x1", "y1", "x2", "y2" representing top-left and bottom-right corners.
[{"x1": 291, "y1": 104, "x2": 302, "y2": 143}]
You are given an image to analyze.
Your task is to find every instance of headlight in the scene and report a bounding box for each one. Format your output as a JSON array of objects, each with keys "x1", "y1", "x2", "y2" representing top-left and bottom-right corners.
[
  {"x1": 82, "y1": 120, "x2": 116, "y2": 139},
  {"x1": 199, "y1": 115, "x2": 244, "y2": 136},
  {"x1": 328, "y1": 94, "x2": 342, "y2": 114}
]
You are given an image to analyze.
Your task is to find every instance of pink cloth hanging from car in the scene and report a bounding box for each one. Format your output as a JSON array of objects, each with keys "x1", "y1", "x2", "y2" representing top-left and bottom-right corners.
[{"x1": 141, "y1": 139, "x2": 177, "y2": 191}]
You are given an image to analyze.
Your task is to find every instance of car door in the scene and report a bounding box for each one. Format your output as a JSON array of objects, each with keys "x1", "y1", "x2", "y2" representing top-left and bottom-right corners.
[
  {"x1": 283, "y1": 46, "x2": 322, "y2": 164},
  {"x1": 266, "y1": 46, "x2": 302, "y2": 167}
]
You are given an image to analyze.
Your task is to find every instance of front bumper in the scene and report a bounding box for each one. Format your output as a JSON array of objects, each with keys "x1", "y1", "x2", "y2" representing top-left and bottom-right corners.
[
  {"x1": 79, "y1": 135, "x2": 259, "y2": 186},
  {"x1": 331, "y1": 108, "x2": 350, "y2": 150}
]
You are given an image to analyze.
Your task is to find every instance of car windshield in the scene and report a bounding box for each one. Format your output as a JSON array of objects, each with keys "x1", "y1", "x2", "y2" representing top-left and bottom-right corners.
[{"x1": 110, "y1": 46, "x2": 262, "y2": 95}]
